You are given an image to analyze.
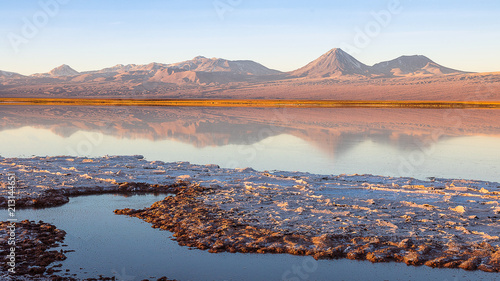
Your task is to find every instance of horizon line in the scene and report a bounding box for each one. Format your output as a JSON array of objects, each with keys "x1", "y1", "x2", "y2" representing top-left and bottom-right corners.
[{"x1": 1, "y1": 98, "x2": 500, "y2": 109}]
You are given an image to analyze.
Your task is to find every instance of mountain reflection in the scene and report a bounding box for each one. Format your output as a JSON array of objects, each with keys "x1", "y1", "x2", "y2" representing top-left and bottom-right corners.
[{"x1": 1, "y1": 106, "x2": 499, "y2": 155}]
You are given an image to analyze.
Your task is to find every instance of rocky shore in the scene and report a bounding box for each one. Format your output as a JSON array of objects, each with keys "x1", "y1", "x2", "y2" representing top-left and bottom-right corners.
[
  {"x1": 0, "y1": 220, "x2": 67, "y2": 278},
  {"x1": 116, "y1": 184, "x2": 500, "y2": 273}
]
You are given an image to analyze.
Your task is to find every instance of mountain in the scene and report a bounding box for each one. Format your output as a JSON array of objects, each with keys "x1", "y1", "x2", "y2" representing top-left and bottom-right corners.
[
  {"x1": 0, "y1": 70, "x2": 24, "y2": 79},
  {"x1": 152, "y1": 68, "x2": 255, "y2": 85},
  {"x1": 147, "y1": 56, "x2": 282, "y2": 84},
  {"x1": 32, "y1": 64, "x2": 80, "y2": 78},
  {"x1": 168, "y1": 56, "x2": 282, "y2": 76},
  {"x1": 49, "y1": 64, "x2": 80, "y2": 76},
  {"x1": 372, "y1": 55, "x2": 465, "y2": 77},
  {"x1": 289, "y1": 48, "x2": 371, "y2": 78}
]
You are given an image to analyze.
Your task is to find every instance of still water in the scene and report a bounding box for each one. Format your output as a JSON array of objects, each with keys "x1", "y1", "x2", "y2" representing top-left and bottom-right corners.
[{"x1": 0, "y1": 106, "x2": 499, "y2": 181}]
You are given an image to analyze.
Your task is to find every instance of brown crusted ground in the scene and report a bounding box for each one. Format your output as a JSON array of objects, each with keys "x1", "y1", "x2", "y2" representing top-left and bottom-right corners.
[
  {"x1": 0, "y1": 220, "x2": 67, "y2": 278},
  {"x1": 115, "y1": 184, "x2": 500, "y2": 273}
]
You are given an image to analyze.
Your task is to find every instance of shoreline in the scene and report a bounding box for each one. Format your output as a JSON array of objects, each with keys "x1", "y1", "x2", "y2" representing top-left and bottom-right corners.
[
  {"x1": 1, "y1": 98, "x2": 500, "y2": 108},
  {"x1": 0, "y1": 220, "x2": 67, "y2": 279},
  {"x1": 1, "y1": 155, "x2": 499, "y2": 279},
  {"x1": 0, "y1": 182, "x2": 184, "y2": 209}
]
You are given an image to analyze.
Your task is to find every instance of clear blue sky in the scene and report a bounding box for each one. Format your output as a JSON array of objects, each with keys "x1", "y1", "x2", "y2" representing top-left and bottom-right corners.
[{"x1": 1, "y1": 0, "x2": 499, "y2": 75}]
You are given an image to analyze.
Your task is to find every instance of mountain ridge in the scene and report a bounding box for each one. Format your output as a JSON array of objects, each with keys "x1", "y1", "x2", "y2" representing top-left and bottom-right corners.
[
  {"x1": 0, "y1": 49, "x2": 478, "y2": 93},
  {"x1": 24, "y1": 57, "x2": 282, "y2": 84},
  {"x1": 0, "y1": 70, "x2": 24, "y2": 79},
  {"x1": 11, "y1": 48, "x2": 469, "y2": 79},
  {"x1": 168, "y1": 56, "x2": 281, "y2": 75},
  {"x1": 32, "y1": 64, "x2": 80, "y2": 78}
]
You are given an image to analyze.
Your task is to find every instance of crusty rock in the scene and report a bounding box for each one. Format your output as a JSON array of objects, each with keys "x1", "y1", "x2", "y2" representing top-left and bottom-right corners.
[{"x1": 114, "y1": 184, "x2": 500, "y2": 273}]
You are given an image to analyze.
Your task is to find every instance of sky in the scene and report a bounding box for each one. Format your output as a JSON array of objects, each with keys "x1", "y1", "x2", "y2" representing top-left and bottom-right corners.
[{"x1": 1, "y1": 0, "x2": 499, "y2": 75}]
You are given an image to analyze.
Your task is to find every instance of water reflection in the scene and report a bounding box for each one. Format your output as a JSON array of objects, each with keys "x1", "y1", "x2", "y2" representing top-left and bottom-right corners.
[{"x1": 0, "y1": 106, "x2": 499, "y2": 181}]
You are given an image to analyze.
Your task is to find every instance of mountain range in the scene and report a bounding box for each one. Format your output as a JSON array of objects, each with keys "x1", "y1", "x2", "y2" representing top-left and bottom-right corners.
[
  {"x1": 1, "y1": 48, "x2": 498, "y2": 100},
  {"x1": 2, "y1": 48, "x2": 466, "y2": 82}
]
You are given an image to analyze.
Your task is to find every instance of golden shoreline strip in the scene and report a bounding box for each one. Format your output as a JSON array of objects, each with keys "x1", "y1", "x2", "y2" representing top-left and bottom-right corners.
[{"x1": 0, "y1": 98, "x2": 499, "y2": 108}]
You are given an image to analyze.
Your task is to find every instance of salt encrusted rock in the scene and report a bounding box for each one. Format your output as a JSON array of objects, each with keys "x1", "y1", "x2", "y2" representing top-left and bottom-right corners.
[
  {"x1": 459, "y1": 257, "x2": 482, "y2": 271},
  {"x1": 0, "y1": 220, "x2": 67, "y2": 277},
  {"x1": 450, "y1": 205, "x2": 466, "y2": 214}
]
